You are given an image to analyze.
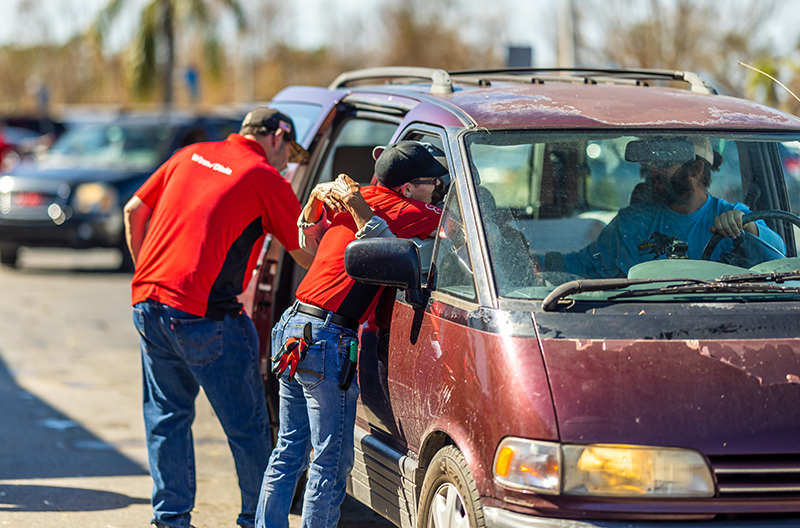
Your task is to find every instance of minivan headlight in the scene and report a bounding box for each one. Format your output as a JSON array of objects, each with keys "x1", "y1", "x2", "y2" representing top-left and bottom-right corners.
[
  {"x1": 494, "y1": 438, "x2": 715, "y2": 497},
  {"x1": 73, "y1": 183, "x2": 118, "y2": 214}
]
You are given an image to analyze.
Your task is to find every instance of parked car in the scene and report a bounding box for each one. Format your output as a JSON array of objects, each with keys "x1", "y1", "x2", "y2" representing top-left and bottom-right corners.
[
  {"x1": 247, "y1": 67, "x2": 800, "y2": 527},
  {"x1": 4, "y1": 116, "x2": 66, "y2": 137},
  {"x1": 1, "y1": 126, "x2": 48, "y2": 168},
  {"x1": 0, "y1": 117, "x2": 67, "y2": 170},
  {"x1": 0, "y1": 111, "x2": 242, "y2": 269}
]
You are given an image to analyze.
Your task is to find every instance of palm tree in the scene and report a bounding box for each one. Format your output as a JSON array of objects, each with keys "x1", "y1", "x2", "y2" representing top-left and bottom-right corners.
[{"x1": 93, "y1": 0, "x2": 246, "y2": 105}]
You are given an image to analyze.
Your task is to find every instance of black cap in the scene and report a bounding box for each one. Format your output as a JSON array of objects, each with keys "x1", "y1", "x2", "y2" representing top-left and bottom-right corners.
[
  {"x1": 374, "y1": 140, "x2": 449, "y2": 188},
  {"x1": 241, "y1": 107, "x2": 309, "y2": 164}
]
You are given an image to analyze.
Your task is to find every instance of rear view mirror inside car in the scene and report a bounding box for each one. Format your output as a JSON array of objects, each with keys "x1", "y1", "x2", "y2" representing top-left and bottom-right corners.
[{"x1": 624, "y1": 139, "x2": 695, "y2": 164}]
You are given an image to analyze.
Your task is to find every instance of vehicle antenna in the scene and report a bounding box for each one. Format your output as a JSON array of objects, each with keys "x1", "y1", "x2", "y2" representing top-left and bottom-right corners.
[{"x1": 739, "y1": 61, "x2": 800, "y2": 104}]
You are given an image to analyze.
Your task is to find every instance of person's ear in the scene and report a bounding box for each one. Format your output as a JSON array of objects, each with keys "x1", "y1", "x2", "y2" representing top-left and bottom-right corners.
[{"x1": 402, "y1": 183, "x2": 412, "y2": 198}]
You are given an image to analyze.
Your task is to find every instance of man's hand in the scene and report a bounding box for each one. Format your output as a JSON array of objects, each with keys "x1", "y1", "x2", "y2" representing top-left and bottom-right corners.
[
  {"x1": 312, "y1": 181, "x2": 347, "y2": 213},
  {"x1": 330, "y1": 174, "x2": 374, "y2": 231},
  {"x1": 710, "y1": 209, "x2": 758, "y2": 239},
  {"x1": 331, "y1": 174, "x2": 361, "y2": 202},
  {"x1": 302, "y1": 174, "x2": 374, "y2": 230},
  {"x1": 303, "y1": 181, "x2": 345, "y2": 223}
]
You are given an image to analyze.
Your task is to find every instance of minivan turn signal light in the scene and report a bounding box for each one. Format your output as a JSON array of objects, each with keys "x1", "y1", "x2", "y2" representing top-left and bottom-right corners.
[{"x1": 493, "y1": 438, "x2": 561, "y2": 493}]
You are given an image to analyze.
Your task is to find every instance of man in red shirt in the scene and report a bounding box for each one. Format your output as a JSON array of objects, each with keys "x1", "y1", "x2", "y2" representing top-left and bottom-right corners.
[
  {"x1": 123, "y1": 108, "x2": 311, "y2": 528},
  {"x1": 256, "y1": 141, "x2": 446, "y2": 528}
]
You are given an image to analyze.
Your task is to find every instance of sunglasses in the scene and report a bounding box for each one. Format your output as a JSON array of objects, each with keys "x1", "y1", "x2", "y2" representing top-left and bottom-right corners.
[{"x1": 408, "y1": 178, "x2": 440, "y2": 186}]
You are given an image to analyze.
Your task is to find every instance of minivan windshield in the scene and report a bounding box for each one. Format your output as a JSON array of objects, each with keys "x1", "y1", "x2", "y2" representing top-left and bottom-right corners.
[{"x1": 466, "y1": 131, "x2": 800, "y2": 301}]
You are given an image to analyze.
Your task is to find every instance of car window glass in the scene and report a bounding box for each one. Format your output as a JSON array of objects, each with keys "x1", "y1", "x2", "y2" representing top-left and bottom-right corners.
[
  {"x1": 477, "y1": 185, "x2": 539, "y2": 297},
  {"x1": 318, "y1": 119, "x2": 397, "y2": 185},
  {"x1": 781, "y1": 140, "x2": 800, "y2": 217},
  {"x1": 214, "y1": 122, "x2": 239, "y2": 140},
  {"x1": 431, "y1": 189, "x2": 477, "y2": 301},
  {"x1": 466, "y1": 131, "x2": 800, "y2": 301},
  {"x1": 402, "y1": 131, "x2": 445, "y2": 152},
  {"x1": 178, "y1": 128, "x2": 208, "y2": 149},
  {"x1": 400, "y1": 131, "x2": 448, "y2": 206},
  {"x1": 269, "y1": 102, "x2": 324, "y2": 144},
  {"x1": 44, "y1": 123, "x2": 166, "y2": 169}
]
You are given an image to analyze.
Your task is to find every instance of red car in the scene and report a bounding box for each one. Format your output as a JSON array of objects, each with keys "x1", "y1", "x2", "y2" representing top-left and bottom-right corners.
[{"x1": 248, "y1": 67, "x2": 800, "y2": 527}]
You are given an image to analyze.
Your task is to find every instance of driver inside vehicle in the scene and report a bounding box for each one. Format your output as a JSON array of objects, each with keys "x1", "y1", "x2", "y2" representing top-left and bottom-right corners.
[{"x1": 546, "y1": 136, "x2": 787, "y2": 278}]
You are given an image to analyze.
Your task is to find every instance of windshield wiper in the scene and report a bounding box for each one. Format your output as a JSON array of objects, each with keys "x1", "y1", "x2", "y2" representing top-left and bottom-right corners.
[
  {"x1": 541, "y1": 274, "x2": 800, "y2": 311},
  {"x1": 608, "y1": 281, "x2": 800, "y2": 300},
  {"x1": 541, "y1": 277, "x2": 712, "y2": 311},
  {"x1": 717, "y1": 270, "x2": 800, "y2": 284}
]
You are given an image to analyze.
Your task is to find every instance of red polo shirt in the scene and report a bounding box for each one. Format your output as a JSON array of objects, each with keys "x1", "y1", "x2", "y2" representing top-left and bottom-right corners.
[
  {"x1": 131, "y1": 134, "x2": 301, "y2": 319},
  {"x1": 295, "y1": 185, "x2": 442, "y2": 323}
]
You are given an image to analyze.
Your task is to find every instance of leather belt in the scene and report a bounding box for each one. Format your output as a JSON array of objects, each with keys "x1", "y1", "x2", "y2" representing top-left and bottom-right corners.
[{"x1": 294, "y1": 301, "x2": 359, "y2": 331}]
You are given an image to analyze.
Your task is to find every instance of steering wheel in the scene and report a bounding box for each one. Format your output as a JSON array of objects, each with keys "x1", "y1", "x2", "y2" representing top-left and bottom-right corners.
[{"x1": 701, "y1": 210, "x2": 800, "y2": 261}]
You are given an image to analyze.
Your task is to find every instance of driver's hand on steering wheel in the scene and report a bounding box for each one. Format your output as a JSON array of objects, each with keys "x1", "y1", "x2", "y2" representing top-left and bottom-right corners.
[{"x1": 710, "y1": 209, "x2": 758, "y2": 239}]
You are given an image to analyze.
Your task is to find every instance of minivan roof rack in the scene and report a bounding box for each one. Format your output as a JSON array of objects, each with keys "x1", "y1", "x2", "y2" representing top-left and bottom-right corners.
[
  {"x1": 329, "y1": 66, "x2": 718, "y2": 95},
  {"x1": 329, "y1": 67, "x2": 454, "y2": 94},
  {"x1": 452, "y1": 67, "x2": 718, "y2": 94}
]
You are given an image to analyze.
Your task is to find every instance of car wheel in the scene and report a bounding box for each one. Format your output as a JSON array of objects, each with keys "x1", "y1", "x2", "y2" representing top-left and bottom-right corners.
[
  {"x1": 418, "y1": 445, "x2": 485, "y2": 528},
  {"x1": 0, "y1": 245, "x2": 19, "y2": 267}
]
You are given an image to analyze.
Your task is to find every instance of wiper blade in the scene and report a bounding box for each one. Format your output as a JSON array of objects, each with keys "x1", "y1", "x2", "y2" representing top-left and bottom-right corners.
[
  {"x1": 609, "y1": 282, "x2": 800, "y2": 300},
  {"x1": 541, "y1": 274, "x2": 800, "y2": 310},
  {"x1": 541, "y1": 277, "x2": 711, "y2": 311},
  {"x1": 717, "y1": 270, "x2": 800, "y2": 284}
]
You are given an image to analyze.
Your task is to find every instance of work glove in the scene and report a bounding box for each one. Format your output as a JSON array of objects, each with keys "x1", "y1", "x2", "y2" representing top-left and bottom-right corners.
[{"x1": 271, "y1": 322, "x2": 313, "y2": 382}]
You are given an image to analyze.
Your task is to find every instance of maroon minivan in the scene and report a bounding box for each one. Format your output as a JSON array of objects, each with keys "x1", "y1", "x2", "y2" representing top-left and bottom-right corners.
[{"x1": 247, "y1": 67, "x2": 800, "y2": 527}]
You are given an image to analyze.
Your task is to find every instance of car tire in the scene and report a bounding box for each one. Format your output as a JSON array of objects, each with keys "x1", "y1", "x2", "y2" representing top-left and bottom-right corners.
[
  {"x1": 418, "y1": 445, "x2": 485, "y2": 528},
  {"x1": 0, "y1": 245, "x2": 19, "y2": 267}
]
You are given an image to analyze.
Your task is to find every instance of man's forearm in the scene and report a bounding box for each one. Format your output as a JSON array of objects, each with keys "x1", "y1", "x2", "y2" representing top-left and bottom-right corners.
[
  {"x1": 341, "y1": 192, "x2": 374, "y2": 231},
  {"x1": 123, "y1": 196, "x2": 152, "y2": 266},
  {"x1": 126, "y1": 225, "x2": 146, "y2": 264},
  {"x1": 302, "y1": 196, "x2": 325, "y2": 224},
  {"x1": 298, "y1": 209, "x2": 329, "y2": 255}
]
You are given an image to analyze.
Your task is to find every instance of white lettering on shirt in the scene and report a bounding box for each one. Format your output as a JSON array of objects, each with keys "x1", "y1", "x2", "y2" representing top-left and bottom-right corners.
[
  {"x1": 191, "y1": 153, "x2": 233, "y2": 175},
  {"x1": 425, "y1": 203, "x2": 442, "y2": 214}
]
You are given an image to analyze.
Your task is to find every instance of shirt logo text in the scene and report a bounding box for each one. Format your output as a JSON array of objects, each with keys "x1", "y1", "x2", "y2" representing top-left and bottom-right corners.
[{"x1": 191, "y1": 153, "x2": 233, "y2": 175}]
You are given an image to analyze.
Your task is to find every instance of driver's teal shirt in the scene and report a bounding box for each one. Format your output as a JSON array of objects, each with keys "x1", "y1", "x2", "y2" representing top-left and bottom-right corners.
[{"x1": 563, "y1": 196, "x2": 786, "y2": 278}]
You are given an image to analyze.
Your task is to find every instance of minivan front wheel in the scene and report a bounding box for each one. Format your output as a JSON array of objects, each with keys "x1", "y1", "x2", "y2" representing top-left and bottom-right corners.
[{"x1": 418, "y1": 445, "x2": 485, "y2": 528}]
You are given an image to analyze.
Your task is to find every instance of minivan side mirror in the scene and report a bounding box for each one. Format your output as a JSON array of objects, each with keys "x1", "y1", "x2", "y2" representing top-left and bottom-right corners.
[{"x1": 344, "y1": 238, "x2": 427, "y2": 308}]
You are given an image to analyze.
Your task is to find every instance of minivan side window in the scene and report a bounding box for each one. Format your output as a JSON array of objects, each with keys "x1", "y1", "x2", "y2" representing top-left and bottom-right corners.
[
  {"x1": 269, "y1": 102, "x2": 324, "y2": 144},
  {"x1": 317, "y1": 119, "x2": 397, "y2": 185},
  {"x1": 430, "y1": 189, "x2": 477, "y2": 301}
]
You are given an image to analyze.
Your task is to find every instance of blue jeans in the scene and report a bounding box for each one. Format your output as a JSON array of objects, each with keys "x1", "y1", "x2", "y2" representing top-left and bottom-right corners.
[
  {"x1": 256, "y1": 305, "x2": 359, "y2": 528},
  {"x1": 132, "y1": 300, "x2": 271, "y2": 528}
]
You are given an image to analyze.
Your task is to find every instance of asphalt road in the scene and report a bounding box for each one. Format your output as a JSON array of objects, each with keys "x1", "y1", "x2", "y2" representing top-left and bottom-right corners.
[{"x1": 0, "y1": 248, "x2": 393, "y2": 528}]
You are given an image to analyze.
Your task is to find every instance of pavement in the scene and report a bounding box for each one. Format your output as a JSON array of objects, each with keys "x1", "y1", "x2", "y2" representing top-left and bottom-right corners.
[{"x1": 0, "y1": 248, "x2": 393, "y2": 528}]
